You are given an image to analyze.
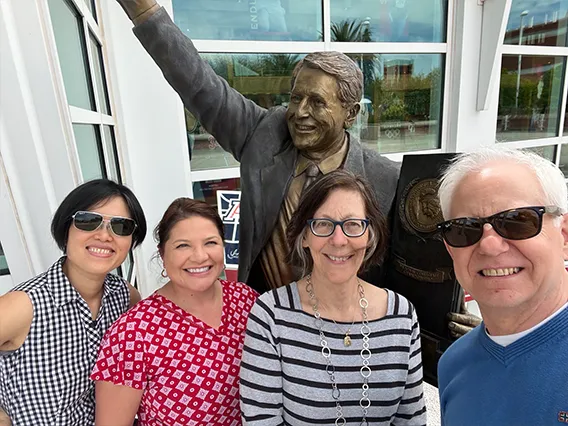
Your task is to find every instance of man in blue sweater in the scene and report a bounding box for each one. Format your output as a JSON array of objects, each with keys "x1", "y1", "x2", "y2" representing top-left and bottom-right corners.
[{"x1": 435, "y1": 148, "x2": 568, "y2": 426}]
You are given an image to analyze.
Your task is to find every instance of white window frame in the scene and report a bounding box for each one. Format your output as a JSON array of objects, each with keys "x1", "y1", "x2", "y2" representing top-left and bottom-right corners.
[{"x1": 188, "y1": 0, "x2": 453, "y2": 184}]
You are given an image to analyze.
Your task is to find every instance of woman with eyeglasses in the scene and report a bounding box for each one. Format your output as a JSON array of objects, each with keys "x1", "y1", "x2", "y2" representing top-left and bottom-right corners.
[
  {"x1": 91, "y1": 198, "x2": 258, "y2": 426},
  {"x1": 0, "y1": 179, "x2": 146, "y2": 426},
  {"x1": 240, "y1": 169, "x2": 426, "y2": 425}
]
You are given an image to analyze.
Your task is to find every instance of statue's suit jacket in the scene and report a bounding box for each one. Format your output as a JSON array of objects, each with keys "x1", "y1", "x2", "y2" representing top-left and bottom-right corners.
[{"x1": 134, "y1": 8, "x2": 401, "y2": 288}]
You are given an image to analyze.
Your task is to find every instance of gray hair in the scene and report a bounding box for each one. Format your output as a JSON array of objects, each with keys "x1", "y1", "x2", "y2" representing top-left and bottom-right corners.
[
  {"x1": 438, "y1": 147, "x2": 568, "y2": 219},
  {"x1": 291, "y1": 51, "x2": 363, "y2": 107}
]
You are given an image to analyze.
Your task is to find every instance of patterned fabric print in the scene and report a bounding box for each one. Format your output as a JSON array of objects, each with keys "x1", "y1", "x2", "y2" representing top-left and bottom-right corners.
[
  {"x1": 91, "y1": 280, "x2": 258, "y2": 426},
  {"x1": 0, "y1": 257, "x2": 130, "y2": 426}
]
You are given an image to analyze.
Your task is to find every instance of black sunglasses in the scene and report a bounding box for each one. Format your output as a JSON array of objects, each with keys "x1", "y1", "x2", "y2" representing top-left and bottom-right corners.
[
  {"x1": 72, "y1": 211, "x2": 137, "y2": 237},
  {"x1": 437, "y1": 206, "x2": 562, "y2": 248},
  {"x1": 307, "y1": 218, "x2": 369, "y2": 237}
]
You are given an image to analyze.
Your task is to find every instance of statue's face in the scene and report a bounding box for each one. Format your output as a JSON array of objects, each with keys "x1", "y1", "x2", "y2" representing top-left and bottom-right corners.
[{"x1": 286, "y1": 67, "x2": 357, "y2": 157}]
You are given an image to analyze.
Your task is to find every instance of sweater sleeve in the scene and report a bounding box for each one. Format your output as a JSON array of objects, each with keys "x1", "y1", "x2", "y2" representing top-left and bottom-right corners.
[
  {"x1": 239, "y1": 296, "x2": 284, "y2": 425},
  {"x1": 392, "y1": 305, "x2": 427, "y2": 425}
]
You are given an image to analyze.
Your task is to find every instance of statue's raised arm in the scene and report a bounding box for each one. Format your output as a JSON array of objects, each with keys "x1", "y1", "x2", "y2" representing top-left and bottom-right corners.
[{"x1": 117, "y1": 0, "x2": 267, "y2": 162}]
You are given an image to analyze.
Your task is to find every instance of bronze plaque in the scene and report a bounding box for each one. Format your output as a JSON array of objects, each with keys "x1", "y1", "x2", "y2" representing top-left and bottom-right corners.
[{"x1": 383, "y1": 153, "x2": 462, "y2": 387}]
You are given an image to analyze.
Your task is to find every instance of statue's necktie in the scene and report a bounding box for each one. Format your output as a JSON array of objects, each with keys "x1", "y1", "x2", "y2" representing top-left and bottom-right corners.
[{"x1": 302, "y1": 163, "x2": 320, "y2": 193}]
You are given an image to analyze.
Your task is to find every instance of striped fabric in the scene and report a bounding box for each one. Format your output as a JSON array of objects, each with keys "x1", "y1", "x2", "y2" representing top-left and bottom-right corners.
[{"x1": 240, "y1": 283, "x2": 426, "y2": 425}]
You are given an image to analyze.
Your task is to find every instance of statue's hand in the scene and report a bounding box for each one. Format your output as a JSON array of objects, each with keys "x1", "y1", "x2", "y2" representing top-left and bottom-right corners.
[
  {"x1": 116, "y1": 0, "x2": 158, "y2": 22},
  {"x1": 447, "y1": 298, "x2": 481, "y2": 339}
]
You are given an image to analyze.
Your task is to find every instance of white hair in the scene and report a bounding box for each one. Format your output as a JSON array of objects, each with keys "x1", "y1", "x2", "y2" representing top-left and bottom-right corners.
[{"x1": 438, "y1": 147, "x2": 568, "y2": 220}]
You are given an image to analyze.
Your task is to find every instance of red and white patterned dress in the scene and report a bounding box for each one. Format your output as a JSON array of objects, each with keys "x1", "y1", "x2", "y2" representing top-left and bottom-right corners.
[{"x1": 91, "y1": 280, "x2": 258, "y2": 426}]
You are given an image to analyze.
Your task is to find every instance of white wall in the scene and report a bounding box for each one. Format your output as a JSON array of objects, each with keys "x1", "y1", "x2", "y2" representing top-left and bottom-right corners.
[{"x1": 101, "y1": 0, "x2": 192, "y2": 296}]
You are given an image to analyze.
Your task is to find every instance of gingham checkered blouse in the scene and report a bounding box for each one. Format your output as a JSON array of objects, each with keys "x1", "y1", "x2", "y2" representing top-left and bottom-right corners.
[{"x1": 0, "y1": 257, "x2": 130, "y2": 426}]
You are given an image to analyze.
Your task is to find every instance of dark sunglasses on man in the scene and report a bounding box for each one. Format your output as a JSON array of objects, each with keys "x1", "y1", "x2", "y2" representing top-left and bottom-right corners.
[
  {"x1": 437, "y1": 206, "x2": 563, "y2": 248},
  {"x1": 72, "y1": 211, "x2": 137, "y2": 237}
]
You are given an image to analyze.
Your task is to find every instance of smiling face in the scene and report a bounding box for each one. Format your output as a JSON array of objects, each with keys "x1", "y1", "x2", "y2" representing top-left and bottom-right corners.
[
  {"x1": 302, "y1": 188, "x2": 369, "y2": 285},
  {"x1": 161, "y1": 216, "x2": 225, "y2": 294},
  {"x1": 286, "y1": 67, "x2": 358, "y2": 159},
  {"x1": 65, "y1": 196, "x2": 133, "y2": 279},
  {"x1": 445, "y1": 161, "x2": 568, "y2": 314}
]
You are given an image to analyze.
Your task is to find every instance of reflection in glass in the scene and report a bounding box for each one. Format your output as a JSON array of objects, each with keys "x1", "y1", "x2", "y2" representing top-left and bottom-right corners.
[
  {"x1": 89, "y1": 34, "x2": 111, "y2": 114},
  {"x1": 73, "y1": 124, "x2": 105, "y2": 180},
  {"x1": 48, "y1": 0, "x2": 95, "y2": 110},
  {"x1": 102, "y1": 126, "x2": 121, "y2": 182},
  {"x1": 560, "y1": 144, "x2": 568, "y2": 177},
  {"x1": 193, "y1": 178, "x2": 241, "y2": 208},
  {"x1": 497, "y1": 56, "x2": 564, "y2": 142},
  {"x1": 355, "y1": 53, "x2": 443, "y2": 153},
  {"x1": 188, "y1": 53, "x2": 303, "y2": 170},
  {"x1": 330, "y1": 0, "x2": 446, "y2": 42},
  {"x1": 504, "y1": 1, "x2": 568, "y2": 47},
  {"x1": 172, "y1": 0, "x2": 322, "y2": 41},
  {"x1": 0, "y1": 242, "x2": 9, "y2": 276},
  {"x1": 525, "y1": 145, "x2": 557, "y2": 161}
]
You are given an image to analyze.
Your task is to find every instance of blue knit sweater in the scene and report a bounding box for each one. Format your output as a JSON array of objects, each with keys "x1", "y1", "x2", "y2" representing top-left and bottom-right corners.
[{"x1": 438, "y1": 306, "x2": 568, "y2": 426}]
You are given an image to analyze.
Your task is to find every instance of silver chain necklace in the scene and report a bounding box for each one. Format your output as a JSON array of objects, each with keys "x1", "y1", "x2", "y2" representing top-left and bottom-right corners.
[{"x1": 306, "y1": 274, "x2": 372, "y2": 426}]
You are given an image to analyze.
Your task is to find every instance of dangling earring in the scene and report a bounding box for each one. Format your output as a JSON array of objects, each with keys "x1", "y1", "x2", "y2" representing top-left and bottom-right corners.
[{"x1": 161, "y1": 268, "x2": 168, "y2": 278}]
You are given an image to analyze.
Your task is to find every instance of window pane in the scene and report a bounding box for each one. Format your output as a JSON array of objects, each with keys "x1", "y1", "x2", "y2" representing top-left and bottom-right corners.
[
  {"x1": 189, "y1": 53, "x2": 304, "y2": 170},
  {"x1": 89, "y1": 34, "x2": 111, "y2": 115},
  {"x1": 358, "y1": 53, "x2": 443, "y2": 153},
  {"x1": 102, "y1": 126, "x2": 121, "y2": 182},
  {"x1": 73, "y1": 124, "x2": 105, "y2": 180},
  {"x1": 48, "y1": 0, "x2": 96, "y2": 110},
  {"x1": 524, "y1": 145, "x2": 557, "y2": 161},
  {"x1": 504, "y1": 1, "x2": 568, "y2": 47},
  {"x1": 85, "y1": 0, "x2": 97, "y2": 22},
  {"x1": 0, "y1": 242, "x2": 9, "y2": 276},
  {"x1": 560, "y1": 143, "x2": 568, "y2": 177},
  {"x1": 330, "y1": 0, "x2": 447, "y2": 42},
  {"x1": 172, "y1": 0, "x2": 322, "y2": 41},
  {"x1": 497, "y1": 56, "x2": 564, "y2": 142}
]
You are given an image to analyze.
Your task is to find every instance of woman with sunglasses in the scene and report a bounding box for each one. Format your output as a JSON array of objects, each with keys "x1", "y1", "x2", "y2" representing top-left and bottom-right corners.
[
  {"x1": 91, "y1": 198, "x2": 258, "y2": 426},
  {"x1": 240, "y1": 170, "x2": 426, "y2": 425},
  {"x1": 0, "y1": 179, "x2": 146, "y2": 426}
]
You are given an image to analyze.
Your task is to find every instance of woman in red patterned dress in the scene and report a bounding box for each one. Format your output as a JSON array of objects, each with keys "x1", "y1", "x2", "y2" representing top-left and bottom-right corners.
[{"x1": 91, "y1": 198, "x2": 258, "y2": 426}]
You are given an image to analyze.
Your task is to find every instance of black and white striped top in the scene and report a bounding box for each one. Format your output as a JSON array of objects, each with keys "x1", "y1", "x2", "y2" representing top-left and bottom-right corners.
[
  {"x1": 240, "y1": 283, "x2": 426, "y2": 425},
  {"x1": 0, "y1": 257, "x2": 130, "y2": 426}
]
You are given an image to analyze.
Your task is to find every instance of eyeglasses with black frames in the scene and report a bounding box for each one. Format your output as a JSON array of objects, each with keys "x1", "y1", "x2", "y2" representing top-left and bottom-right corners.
[{"x1": 307, "y1": 218, "x2": 369, "y2": 238}]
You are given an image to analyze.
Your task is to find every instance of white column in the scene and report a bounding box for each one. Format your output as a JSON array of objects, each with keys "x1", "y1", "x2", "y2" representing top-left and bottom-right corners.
[
  {"x1": 445, "y1": 0, "x2": 503, "y2": 152},
  {"x1": 101, "y1": 0, "x2": 193, "y2": 296}
]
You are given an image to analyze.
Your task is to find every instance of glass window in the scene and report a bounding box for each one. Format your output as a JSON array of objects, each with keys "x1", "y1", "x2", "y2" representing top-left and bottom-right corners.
[
  {"x1": 0, "y1": 242, "x2": 9, "y2": 276},
  {"x1": 189, "y1": 53, "x2": 303, "y2": 170},
  {"x1": 330, "y1": 0, "x2": 447, "y2": 42},
  {"x1": 357, "y1": 53, "x2": 444, "y2": 153},
  {"x1": 102, "y1": 126, "x2": 121, "y2": 182},
  {"x1": 497, "y1": 56, "x2": 565, "y2": 142},
  {"x1": 89, "y1": 34, "x2": 111, "y2": 115},
  {"x1": 524, "y1": 145, "x2": 557, "y2": 161},
  {"x1": 48, "y1": 0, "x2": 96, "y2": 110},
  {"x1": 73, "y1": 124, "x2": 105, "y2": 180},
  {"x1": 504, "y1": 1, "x2": 568, "y2": 47},
  {"x1": 193, "y1": 178, "x2": 241, "y2": 207},
  {"x1": 560, "y1": 143, "x2": 568, "y2": 177},
  {"x1": 85, "y1": 0, "x2": 97, "y2": 22},
  {"x1": 172, "y1": 0, "x2": 322, "y2": 41}
]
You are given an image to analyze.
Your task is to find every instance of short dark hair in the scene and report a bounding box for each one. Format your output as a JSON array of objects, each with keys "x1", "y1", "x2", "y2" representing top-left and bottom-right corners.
[
  {"x1": 291, "y1": 51, "x2": 363, "y2": 107},
  {"x1": 154, "y1": 198, "x2": 225, "y2": 255},
  {"x1": 51, "y1": 179, "x2": 147, "y2": 251},
  {"x1": 286, "y1": 169, "x2": 388, "y2": 276}
]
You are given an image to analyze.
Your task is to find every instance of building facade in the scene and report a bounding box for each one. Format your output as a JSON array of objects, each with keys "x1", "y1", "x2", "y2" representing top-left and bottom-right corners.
[{"x1": 1, "y1": 0, "x2": 567, "y2": 296}]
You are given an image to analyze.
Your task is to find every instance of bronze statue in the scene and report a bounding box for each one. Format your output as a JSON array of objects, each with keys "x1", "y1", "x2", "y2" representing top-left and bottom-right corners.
[{"x1": 115, "y1": 0, "x2": 480, "y2": 339}]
